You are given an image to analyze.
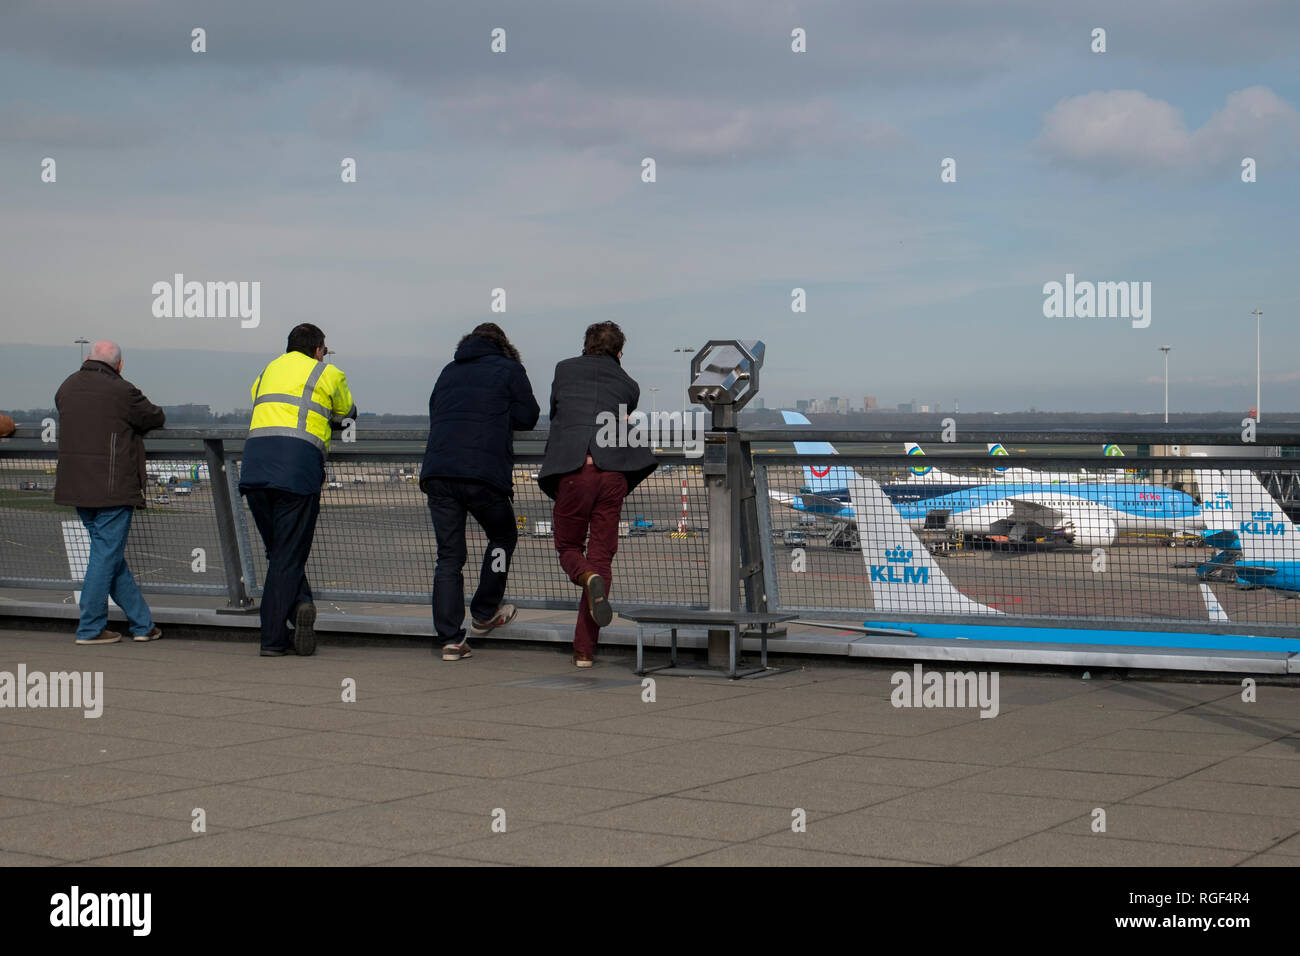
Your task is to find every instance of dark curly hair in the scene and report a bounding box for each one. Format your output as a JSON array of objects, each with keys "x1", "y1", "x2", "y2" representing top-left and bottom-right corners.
[
  {"x1": 582, "y1": 321, "x2": 624, "y2": 358},
  {"x1": 460, "y1": 322, "x2": 520, "y2": 363}
]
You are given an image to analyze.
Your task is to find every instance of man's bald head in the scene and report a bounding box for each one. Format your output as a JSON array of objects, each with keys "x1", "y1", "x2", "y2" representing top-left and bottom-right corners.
[{"x1": 88, "y1": 341, "x2": 122, "y2": 370}]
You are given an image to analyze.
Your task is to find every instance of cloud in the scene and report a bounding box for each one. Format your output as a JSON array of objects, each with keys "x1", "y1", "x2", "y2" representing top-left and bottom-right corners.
[
  {"x1": 430, "y1": 79, "x2": 901, "y2": 163},
  {"x1": 1035, "y1": 86, "x2": 1300, "y2": 175}
]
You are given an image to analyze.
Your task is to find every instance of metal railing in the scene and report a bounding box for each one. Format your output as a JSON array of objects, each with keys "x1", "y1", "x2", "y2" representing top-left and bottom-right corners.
[
  {"x1": 0, "y1": 428, "x2": 706, "y2": 612},
  {"x1": 4, "y1": 424, "x2": 1300, "y2": 668}
]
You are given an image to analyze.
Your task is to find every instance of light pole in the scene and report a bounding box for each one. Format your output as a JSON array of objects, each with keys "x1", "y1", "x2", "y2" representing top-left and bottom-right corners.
[
  {"x1": 673, "y1": 346, "x2": 695, "y2": 410},
  {"x1": 1159, "y1": 346, "x2": 1171, "y2": 424},
  {"x1": 74, "y1": 337, "x2": 89, "y2": 362},
  {"x1": 649, "y1": 386, "x2": 659, "y2": 420},
  {"x1": 1251, "y1": 309, "x2": 1262, "y2": 422}
]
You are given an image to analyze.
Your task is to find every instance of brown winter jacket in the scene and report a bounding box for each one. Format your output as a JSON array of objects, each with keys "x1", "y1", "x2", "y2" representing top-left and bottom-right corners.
[{"x1": 54, "y1": 361, "x2": 166, "y2": 509}]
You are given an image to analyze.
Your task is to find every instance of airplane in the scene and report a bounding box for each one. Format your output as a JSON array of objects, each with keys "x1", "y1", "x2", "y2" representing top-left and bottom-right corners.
[
  {"x1": 796, "y1": 470, "x2": 1300, "y2": 655},
  {"x1": 772, "y1": 414, "x2": 1205, "y2": 547},
  {"x1": 984, "y1": 442, "x2": 1118, "y2": 483},
  {"x1": 146, "y1": 462, "x2": 210, "y2": 483},
  {"x1": 1193, "y1": 469, "x2": 1300, "y2": 592}
]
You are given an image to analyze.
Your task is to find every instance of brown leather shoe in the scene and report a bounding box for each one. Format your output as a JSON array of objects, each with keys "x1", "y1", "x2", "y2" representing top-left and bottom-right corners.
[
  {"x1": 133, "y1": 626, "x2": 163, "y2": 642},
  {"x1": 573, "y1": 651, "x2": 594, "y2": 668},
  {"x1": 76, "y1": 630, "x2": 121, "y2": 645}
]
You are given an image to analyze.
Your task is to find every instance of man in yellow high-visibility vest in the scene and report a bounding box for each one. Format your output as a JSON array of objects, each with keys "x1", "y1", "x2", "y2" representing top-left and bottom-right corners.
[{"x1": 239, "y1": 324, "x2": 355, "y2": 657}]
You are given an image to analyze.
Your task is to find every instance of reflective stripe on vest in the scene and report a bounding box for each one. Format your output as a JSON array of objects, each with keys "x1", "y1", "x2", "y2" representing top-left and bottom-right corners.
[{"x1": 250, "y1": 359, "x2": 331, "y2": 452}]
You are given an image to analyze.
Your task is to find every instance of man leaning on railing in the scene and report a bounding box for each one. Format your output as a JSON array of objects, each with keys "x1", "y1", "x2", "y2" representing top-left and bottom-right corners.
[
  {"x1": 238, "y1": 323, "x2": 356, "y2": 658},
  {"x1": 54, "y1": 340, "x2": 165, "y2": 646}
]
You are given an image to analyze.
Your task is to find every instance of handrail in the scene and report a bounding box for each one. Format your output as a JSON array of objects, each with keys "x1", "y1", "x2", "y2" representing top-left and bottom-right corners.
[{"x1": 5, "y1": 423, "x2": 1298, "y2": 446}]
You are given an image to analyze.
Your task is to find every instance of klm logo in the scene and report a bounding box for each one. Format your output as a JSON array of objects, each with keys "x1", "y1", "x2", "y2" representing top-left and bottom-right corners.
[
  {"x1": 1241, "y1": 510, "x2": 1286, "y2": 536},
  {"x1": 1203, "y1": 493, "x2": 1233, "y2": 511},
  {"x1": 871, "y1": 546, "x2": 930, "y2": 584}
]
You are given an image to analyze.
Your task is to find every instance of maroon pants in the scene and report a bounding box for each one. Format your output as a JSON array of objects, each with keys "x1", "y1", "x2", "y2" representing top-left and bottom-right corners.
[{"x1": 552, "y1": 463, "x2": 628, "y2": 655}]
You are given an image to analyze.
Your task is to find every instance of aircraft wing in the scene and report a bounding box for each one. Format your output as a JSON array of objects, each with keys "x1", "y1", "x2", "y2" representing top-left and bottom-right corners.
[{"x1": 1003, "y1": 496, "x2": 1071, "y2": 527}]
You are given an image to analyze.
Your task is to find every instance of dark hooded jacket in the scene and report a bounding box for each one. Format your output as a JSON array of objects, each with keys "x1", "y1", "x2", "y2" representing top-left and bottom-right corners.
[
  {"x1": 54, "y1": 360, "x2": 166, "y2": 509},
  {"x1": 419, "y1": 336, "x2": 540, "y2": 497}
]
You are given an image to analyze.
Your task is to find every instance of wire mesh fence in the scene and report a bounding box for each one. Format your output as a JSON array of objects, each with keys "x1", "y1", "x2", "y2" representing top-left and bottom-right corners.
[
  {"x1": 9, "y1": 439, "x2": 1300, "y2": 637},
  {"x1": 234, "y1": 455, "x2": 710, "y2": 609},
  {"x1": 759, "y1": 456, "x2": 1300, "y2": 633},
  {"x1": 0, "y1": 452, "x2": 227, "y2": 595}
]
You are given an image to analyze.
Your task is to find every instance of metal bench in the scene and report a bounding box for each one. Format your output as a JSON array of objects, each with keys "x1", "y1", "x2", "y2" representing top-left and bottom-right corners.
[{"x1": 618, "y1": 608, "x2": 797, "y2": 679}]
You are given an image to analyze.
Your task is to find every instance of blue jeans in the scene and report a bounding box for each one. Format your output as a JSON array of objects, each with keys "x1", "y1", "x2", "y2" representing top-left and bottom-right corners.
[{"x1": 76, "y1": 506, "x2": 153, "y2": 638}]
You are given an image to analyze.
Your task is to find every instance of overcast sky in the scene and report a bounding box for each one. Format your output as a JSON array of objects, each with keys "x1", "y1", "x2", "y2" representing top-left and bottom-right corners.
[{"x1": 1, "y1": 1, "x2": 1298, "y2": 414}]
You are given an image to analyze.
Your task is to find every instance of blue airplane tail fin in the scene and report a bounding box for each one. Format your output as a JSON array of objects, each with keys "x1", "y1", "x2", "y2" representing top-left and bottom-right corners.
[{"x1": 780, "y1": 410, "x2": 857, "y2": 491}]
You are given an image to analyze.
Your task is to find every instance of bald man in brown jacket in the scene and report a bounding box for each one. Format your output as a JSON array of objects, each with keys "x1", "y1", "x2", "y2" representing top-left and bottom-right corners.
[{"x1": 55, "y1": 341, "x2": 165, "y2": 645}]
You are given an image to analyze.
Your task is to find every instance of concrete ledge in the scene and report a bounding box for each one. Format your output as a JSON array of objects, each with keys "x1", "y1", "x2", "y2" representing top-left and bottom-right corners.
[
  {"x1": 2, "y1": 599, "x2": 1295, "y2": 678},
  {"x1": 844, "y1": 634, "x2": 1297, "y2": 675}
]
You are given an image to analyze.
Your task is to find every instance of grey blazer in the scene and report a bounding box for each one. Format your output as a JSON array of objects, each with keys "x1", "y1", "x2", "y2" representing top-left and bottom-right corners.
[{"x1": 537, "y1": 353, "x2": 658, "y2": 500}]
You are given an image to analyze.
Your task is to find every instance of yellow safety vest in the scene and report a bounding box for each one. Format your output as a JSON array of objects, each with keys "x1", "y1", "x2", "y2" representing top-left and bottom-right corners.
[{"x1": 249, "y1": 352, "x2": 355, "y2": 453}]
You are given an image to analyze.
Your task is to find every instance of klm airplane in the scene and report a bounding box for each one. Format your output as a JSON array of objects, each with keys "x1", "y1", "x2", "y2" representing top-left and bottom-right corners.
[
  {"x1": 772, "y1": 411, "x2": 1204, "y2": 546},
  {"x1": 797, "y1": 472, "x2": 1300, "y2": 656},
  {"x1": 1196, "y1": 470, "x2": 1300, "y2": 592}
]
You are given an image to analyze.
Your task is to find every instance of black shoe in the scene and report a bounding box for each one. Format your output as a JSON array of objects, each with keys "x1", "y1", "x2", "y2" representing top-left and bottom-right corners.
[
  {"x1": 260, "y1": 646, "x2": 292, "y2": 657},
  {"x1": 581, "y1": 573, "x2": 613, "y2": 627},
  {"x1": 293, "y1": 603, "x2": 317, "y2": 657}
]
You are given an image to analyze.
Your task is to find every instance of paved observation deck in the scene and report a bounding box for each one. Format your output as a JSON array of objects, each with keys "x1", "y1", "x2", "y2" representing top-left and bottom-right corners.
[{"x1": 0, "y1": 623, "x2": 1297, "y2": 866}]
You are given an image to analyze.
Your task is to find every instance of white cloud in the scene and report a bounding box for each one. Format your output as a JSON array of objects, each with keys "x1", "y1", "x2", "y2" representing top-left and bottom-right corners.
[{"x1": 1036, "y1": 86, "x2": 1300, "y2": 174}]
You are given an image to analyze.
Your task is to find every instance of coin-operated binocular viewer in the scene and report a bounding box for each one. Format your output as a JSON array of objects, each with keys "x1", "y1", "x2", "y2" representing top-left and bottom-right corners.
[
  {"x1": 684, "y1": 340, "x2": 784, "y2": 671},
  {"x1": 688, "y1": 340, "x2": 764, "y2": 431}
]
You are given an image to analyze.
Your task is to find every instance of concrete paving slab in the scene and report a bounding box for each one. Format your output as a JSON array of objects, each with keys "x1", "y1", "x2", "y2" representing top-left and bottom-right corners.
[
  {"x1": 574, "y1": 796, "x2": 798, "y2": 842},
  {"x1": 258, "y1": 804, "x2": 536, "y2": 854},
  {"x1": 1183, "y1": 755, "x2": 1300, "y2": 789},
  {"x1": 0, "y1": 730, "x2": 189, "y2": 766},
  {"x1": 866, "y1": 788, "x2": 1093, "y2": 830},
  {"x1": 964, "y1": 832, "x2": 1252, "y2": 866},
  {"x1": 1126, "y1": 779, "x2": 1300, "y2": 819},
  {"x1": 1087, "y1": 728, "x2": 1265, "y2": 756},
  {"x1": 466, "y1": 727, "x2": 676, "y2": 759},
  {"x1": 760, "y1": 812, "x2": 1031, "y2": 865},
  {"x1": 670, "y1": 843, "x2": 931, "y2": 866},
  {"x1": 440, "y1": 823, "x2": 728, "y2": 867},
  {"x1": 793, "y1": 754, "x2": 989, "y2": 788},
  {"x1": 242, "y1": 764, "x2": 476, "y2": 801},
  {"x1": 96, "y1": 782, "x2": 367, "y2": 828},
  {"x1": 82, "y1": 831, "x2": 403, "y2": 866},
  {"x1": 1050, "y1": 804, "x2": 1295, "y2": 851},
  {"x1": 711, "y1": 725, "x2": 895, "y2": 754},
  {"x1": 0, "y1": 765, "x2": 204, "y2": 806},
  {"x1": 1018, "y1": 745, "x2": 1221, "y2": 777},
  {"x1": 101, "y1": 747, "x2": 334, "y2": 783},
  {"x1": 567, "y1": 713, "x2": 755, "y2": 740},
  {"x1": 362, "y1": 744, "x2": 589, "y2": 779},
  {"x1": 0, "y1": 806, "x2": 204, "y2": 861},
  {"x1": 676, "y1": 771, "x2": 914, "y2": 813},
  {"x1": 520, "y1": 756, "x2": 749, "y2": 795},
  {"x1": 945, "y1": 766, "x2": 1162, "y2": 802},
  {"x1": 400, "y1": 779, "x2": 647, "y2": 822}
]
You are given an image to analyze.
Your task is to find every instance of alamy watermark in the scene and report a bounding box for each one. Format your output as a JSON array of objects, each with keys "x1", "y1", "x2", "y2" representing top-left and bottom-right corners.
[
  {"x1": 151, "y1": 273, "x2": 261, "y2": 328},
  {"x1": 0, "y1": 665, "x2": 103, "y2": 718},
  {"x1": 50, "y1": 886, "x2": 150, "y2": 936},
  {"x1": 891, "y1": 663, "x2": 999, "y2": 718},
  {"x1": 1042, "y1": 273, "x2": 1150, "y2": 329},
  {"x1": 595, "y1": 405, "x2": 706, "y2": 458}
]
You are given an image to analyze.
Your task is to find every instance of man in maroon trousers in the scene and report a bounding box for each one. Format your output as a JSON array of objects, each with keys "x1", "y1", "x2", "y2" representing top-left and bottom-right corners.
[{"x1": 536, "y1": 323, "x2": 657, "y2": 666}]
